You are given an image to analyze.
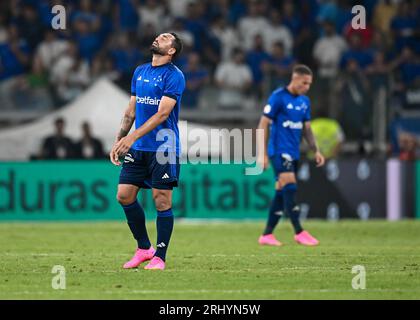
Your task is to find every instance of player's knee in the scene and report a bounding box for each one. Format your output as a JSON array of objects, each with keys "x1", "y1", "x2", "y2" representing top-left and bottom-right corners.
[
  {"x1": 116, "y1": 192, "x2": 136, "y2": 206},
  {"x1": 278, "y1": 175, "x2": 296, "y2": 189},
  {"x1": 153, "y1": 191, "x2": 171, "y2": 211}
]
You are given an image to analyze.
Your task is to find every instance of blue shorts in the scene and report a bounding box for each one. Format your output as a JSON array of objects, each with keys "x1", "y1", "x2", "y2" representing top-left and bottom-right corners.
[
  {"x1": 119, "y1": 149, "x2": 180, "y2": 190},
  {"x1": 270, "y1": 153, "x2": 299, "y2": 179}
]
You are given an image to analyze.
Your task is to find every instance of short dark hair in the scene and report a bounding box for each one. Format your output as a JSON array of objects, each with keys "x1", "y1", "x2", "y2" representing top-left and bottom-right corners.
[
  {"x1": 293, "y1": 64, "x2": 313, "y2": 76},
  {"x1": 169, "y1": 32, "x2": 183, "y2": 59},
  {"x1": 55, "y1": 117, "x2": 65, "y2": 125}
]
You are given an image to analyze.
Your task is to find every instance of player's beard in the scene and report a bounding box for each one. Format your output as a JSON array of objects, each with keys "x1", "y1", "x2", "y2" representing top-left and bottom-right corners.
[{"x1": 150, "y1": 43, "x2": 166, "y2": 56}]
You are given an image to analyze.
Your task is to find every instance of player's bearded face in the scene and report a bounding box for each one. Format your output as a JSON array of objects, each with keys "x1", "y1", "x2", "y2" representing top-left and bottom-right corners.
[{"x1": 150, "y1": 35, "x2": 172, "y2": 56}]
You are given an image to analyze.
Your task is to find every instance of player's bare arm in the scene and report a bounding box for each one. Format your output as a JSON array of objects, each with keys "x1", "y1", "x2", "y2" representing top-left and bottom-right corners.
[
  {"x1": 303, "y1": 121, "x2": 325, "y2": 167},
  {"x1": 110, "y1": 95, "x2": 136, "y2": 165},
  {"x1": 112, "y1": 96, "x2": 177, "y2": 161},
  {"x1": 257, "y1": 115, "x2": 271, "y2": 170}
]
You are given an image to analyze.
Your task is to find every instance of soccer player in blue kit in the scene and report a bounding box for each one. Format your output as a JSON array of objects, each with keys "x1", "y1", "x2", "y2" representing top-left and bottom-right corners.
[
  {"x1": 257, "y1": 64, "x2": 325, "y2": 247},
  {"x1": 110, "y1": 33, "x2": 185, "y2": 270}
]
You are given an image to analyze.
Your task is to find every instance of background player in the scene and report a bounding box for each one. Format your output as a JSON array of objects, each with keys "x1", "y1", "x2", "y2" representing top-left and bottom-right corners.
[
  {"x1": 110, "y1": 33, "x2": 185, "y2": 270},
  {"x1": 257, "y1": 64, "x2": 325, "y2": 247}
]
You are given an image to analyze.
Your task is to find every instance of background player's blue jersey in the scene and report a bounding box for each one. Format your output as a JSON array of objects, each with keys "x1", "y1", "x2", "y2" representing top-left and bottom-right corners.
[
  {"x1": 263, "y1": 87, "x2": 311, "y2": 160},
  {"x1": 131, "y1": 62, "x2": 185, "y2": 156}
]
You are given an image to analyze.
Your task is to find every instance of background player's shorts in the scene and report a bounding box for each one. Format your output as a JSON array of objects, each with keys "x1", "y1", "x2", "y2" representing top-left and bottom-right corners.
[
  {"x1": 119, "y1": 149, "x2": 180, "y2": 190},
  {"x1": 270, "y1": 153, "x2": 299, "y2": 178}
]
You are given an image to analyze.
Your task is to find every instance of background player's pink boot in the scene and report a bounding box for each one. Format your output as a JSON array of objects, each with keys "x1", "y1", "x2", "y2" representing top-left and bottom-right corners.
[
  {"x1": 294, "y1": 231, "x2": 319, "y2": 246},
  {"x1": 123, "y1": 247, "x2": 155, "y2": 269},
  {"x1": 144, "y1": 256, "x2": 165, "y2": 270},
  {"x1": 258, "y1": 234, "x2": 283, "y2": 246}
]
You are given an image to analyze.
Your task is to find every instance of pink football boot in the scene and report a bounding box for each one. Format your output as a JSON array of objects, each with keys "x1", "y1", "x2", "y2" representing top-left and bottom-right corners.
[
  {"x1": 258, "y1": 234, "x2": 283, "y2": 246},
  {"x1": 294, "y1": 230, "x2": 319, "y2": 246},
  {"x1": 123, "y1": 247, "x2": 155, "y2": 269},
  {"x1": 144, "y1": 256, "x2": 165, "y2": 270}
]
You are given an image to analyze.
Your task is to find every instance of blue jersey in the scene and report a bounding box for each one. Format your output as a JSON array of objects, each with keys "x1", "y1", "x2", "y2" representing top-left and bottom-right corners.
[
  {"x1": 131, "y1": 62, "x2": 185, "y2": 155},
  {"x1": 263, "y1": 87, "x2": 311, "y2": 160}
]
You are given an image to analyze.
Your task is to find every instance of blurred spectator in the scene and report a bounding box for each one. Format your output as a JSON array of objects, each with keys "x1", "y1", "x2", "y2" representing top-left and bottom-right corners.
[
  {"x1": 238, "y1": 0, "x2": 270, "y2": 50},
  {"x1": 0, "y1": 25, "x2": 30, "y2": 110},
  {"x1": 114, "y1": 0, "x2": 139, "y2": 32},
  {"x1": 396, "y1": 47, "x2": 420, "y2": 89},
  {"x1": 308, "y1": 111, "x2": 345, "y2": 160},
  {"x1": 137, "y1": 0, "x2": 166, "y2": 34},
  {"x1": 266, "y1": 41, "x2": 295, "y2": 92},
  {"x1": 264, "y1": 10, "x2": 293, "y2": 57},
  {"x1": 0, "y1": 25, "x2": 30, "y2": 82},
  {"x1": 74, "y1": 122, "x2": 105, "y2": 159},
  {"x1": 210, "y1": 15, "x2": 239, "y2": 62},
  {"x1": 398, "y1": 132, "x2": 418, "y2": 161},
  {"x1": 336, "y1": 59, "x2": 371, "y2": 140},
  {"x1": 182, "y1": 52, "x2": 210, "y2": 108},
  {"x1": 313, "y1": 20, "x2": 347, "y2": 115},
  {"x1": 183, "y1": 1, "x2": 208, "y2": 54},
  {"x1": 0, "y1": 13, "x2": 8, "y2": 44},
  {"x1": 343, "y1": 18, "x2": 374, "y2": 49},
  {"x1": 12, "y1": 2, "x2": 45, "y2": 52},
  {"x1": 50, "y1": 42, "x2": 90, "y2": 104},
  {"x1": 110, "y1": 32, "x2": 143, "y2": 88},
  {"x1": 41, "y1": 117, "x2": 76, "y2": 160},
  {"x1": 390, "y1": 2, "x2": 419, "y2": 52},
  {"x1": 246, "y1": 34, "x2": 271, "y2": 95},
  {"x1": 281, "y1": 0, "x2": 301, "y2": 35},
  {"x1": 340, "y1": 33, "x2": 374, "y2": 69},
  {"x1": 33, "y1": 30, "x2": 70, "y2": 75},
  {"x1": 167, "y1": 0, "x2": 191, "y2": 18},
  {"x1": 392, "y1": 46, "x2": 420, "y2": 109},
  {"x1": 91, "y1": 53, "x2": 119, "y2": 82},
  {"x1": 215, "y1": 48, "x2": 252, "y2": 109},
  {"x1": 314, "y1": 20, "x2": 348, "y2": 79},
  {"x1": 72, "y1": 0, "x2": 102, "y2": 62},
  {"x1": 373, "y1": 0, "x2": 398, "y2": 33},
  {"x1": 317, "y1": 0, "x2": 338, "y2": 25},
  {"x1": 335, "y1": 0, "x2": 354, "y2": 34},
  {"x1": 365, "y1": 50, "x2": 391, "y2": 90}
]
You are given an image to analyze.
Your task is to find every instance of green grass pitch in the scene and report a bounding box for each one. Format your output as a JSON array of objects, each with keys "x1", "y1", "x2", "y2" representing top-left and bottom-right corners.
[{"x1": 0, "y1": 220, "x2": 420, "y2": 299}]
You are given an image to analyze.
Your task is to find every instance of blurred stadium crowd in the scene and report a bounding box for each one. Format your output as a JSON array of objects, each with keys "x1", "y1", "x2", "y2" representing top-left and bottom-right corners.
[{"x1": 0, "y1": 0, "x2": 420, "y2": 159}]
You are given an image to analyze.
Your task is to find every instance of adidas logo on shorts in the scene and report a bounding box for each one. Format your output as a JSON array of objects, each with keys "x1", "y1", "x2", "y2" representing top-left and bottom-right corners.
[{"x1": 162, "y1": 173, "x2": 170, "y2": 179}]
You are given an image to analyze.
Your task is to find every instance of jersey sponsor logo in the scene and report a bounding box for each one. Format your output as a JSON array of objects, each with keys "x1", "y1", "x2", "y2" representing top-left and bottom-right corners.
[
  {"x1": 263, "y1": 104, "x2": 271, "y2": 114},
  {"x1": 136, "y1": 96, "x2": 161, "y2": 106},
  {"x1": 282, "y1": 120, "x2": 303, "y2": 129}
]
